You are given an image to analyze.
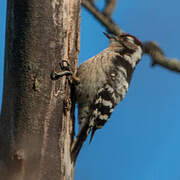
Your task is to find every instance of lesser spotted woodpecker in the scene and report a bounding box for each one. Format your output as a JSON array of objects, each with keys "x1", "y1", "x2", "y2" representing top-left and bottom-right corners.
[{"x1": 71, "y1": 32, "x2": 143, "y2": 157}]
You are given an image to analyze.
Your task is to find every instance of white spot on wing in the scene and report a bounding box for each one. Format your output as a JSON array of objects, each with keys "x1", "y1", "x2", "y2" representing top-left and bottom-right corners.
[
  {"x1": 99, "y1": 114, "x2": 109, "y2": 120},
  {"x1": 102, "y1": 100, "x2": 113, "y2": 107},
  {"x1": 93, "y1": 109, "x2": 101, "y2": 116},
  {"x1": 112, "y1": 93, "x2": 116, "y2": 101},
  {"x1": 106, "y1": 85, "x2": 114, "y2": 93},
  {"x1": 95, "y1": 97, "x2": 102, "y2": 104}
]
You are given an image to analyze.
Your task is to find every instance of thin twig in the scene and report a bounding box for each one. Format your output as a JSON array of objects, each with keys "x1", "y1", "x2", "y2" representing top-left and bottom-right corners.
[
  {"x1": 103, "y1": 0, "x2": 117, "y2": 17},
  {"x1": 89, "y1": 0, "x2": 96, "y2": 3},
  {"x1": 82, "y1": 0, "x2": 123, "y2": 35},
  {"x1": 82, "y1": 0, "x2": 180, "y2": 74}
]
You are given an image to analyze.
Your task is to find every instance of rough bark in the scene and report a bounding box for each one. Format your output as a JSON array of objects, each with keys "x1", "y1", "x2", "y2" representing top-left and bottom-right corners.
[{"x1": 0, "y1": 0, "x2": 80, "y2": 180}]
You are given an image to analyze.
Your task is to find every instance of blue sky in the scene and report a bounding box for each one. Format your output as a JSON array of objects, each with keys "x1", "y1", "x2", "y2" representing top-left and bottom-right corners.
[
  {"x1": 1, "y1": 0, "x2": 180, "y2": 180},
  {"x1": 0, "y1": 0, "x2": 6, "y2": 98}
]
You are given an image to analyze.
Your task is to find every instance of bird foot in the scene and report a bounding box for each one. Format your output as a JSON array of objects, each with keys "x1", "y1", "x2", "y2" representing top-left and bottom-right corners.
[{"x1": 51, "y1": 60, "x2": 73, "y2": 80}]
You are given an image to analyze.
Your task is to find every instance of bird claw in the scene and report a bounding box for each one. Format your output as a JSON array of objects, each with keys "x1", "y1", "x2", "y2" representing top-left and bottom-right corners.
[
  {"x1": 51, "y1": 70, "x2": 73, "y2": 80},
  {"x1": 51, "y1": 59, "x2": 73, "y2": 80}
]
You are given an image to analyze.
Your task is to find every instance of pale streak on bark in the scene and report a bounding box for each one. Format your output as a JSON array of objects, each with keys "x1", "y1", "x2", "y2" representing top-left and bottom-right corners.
[
  {"x1": 38, "y1": 86, "x2": 57, "y2": 179},
  {"x1": 82, "y1": 0, "x2": 180, "y2": 74}
]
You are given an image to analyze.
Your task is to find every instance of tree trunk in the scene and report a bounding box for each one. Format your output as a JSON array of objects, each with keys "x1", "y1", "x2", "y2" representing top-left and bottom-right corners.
[{"x1": 0, "y1": 0, "x2": 80, "y2": 180}]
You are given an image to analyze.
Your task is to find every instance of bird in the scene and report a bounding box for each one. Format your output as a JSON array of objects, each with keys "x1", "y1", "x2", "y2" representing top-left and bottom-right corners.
[{"x1": 71, "y1": 32, "x2": 143, "y2": 158}]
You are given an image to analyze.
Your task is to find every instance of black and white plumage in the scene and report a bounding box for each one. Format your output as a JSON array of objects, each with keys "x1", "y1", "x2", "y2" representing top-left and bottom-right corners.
[{"x1": 71, "y1": 33, "x2": 143, "y2": 157}]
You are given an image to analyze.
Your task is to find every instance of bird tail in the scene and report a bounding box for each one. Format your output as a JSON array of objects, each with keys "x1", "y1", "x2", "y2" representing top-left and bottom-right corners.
[
  {"x1": 71, "y1": 122, "x2": 91, "y2": 161},
  {"x1": 89, "y1": 127, "x2": 97, "y2": 144}
]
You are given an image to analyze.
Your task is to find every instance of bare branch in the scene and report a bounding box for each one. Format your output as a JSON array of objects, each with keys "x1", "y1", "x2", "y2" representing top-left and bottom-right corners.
[
  {"x1": 82, "y1": 0, "x2": 180, "y2": 73},
  {"x1": 89, "y1": 0, "x2": 96, "y2": 3},
  {"x1": 82, "y1": 0, "x2": 123, "y2": 35},
  {"x1": 103, "y1": 0, "x2": 117, "y2": 17},
  {"x1": 143, "y1": 42, "x2": 180, "y2": 73}
]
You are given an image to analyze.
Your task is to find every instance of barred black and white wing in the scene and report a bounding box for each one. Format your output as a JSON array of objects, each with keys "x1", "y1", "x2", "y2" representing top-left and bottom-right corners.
[{"x1": 89, "y1": 84, "x2": 116, "y2": 142}]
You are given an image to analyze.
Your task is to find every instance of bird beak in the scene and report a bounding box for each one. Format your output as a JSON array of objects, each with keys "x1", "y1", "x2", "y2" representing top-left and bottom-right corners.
[{"x1": 103, "y1": 32, "x2": 113, "y2": 39}]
